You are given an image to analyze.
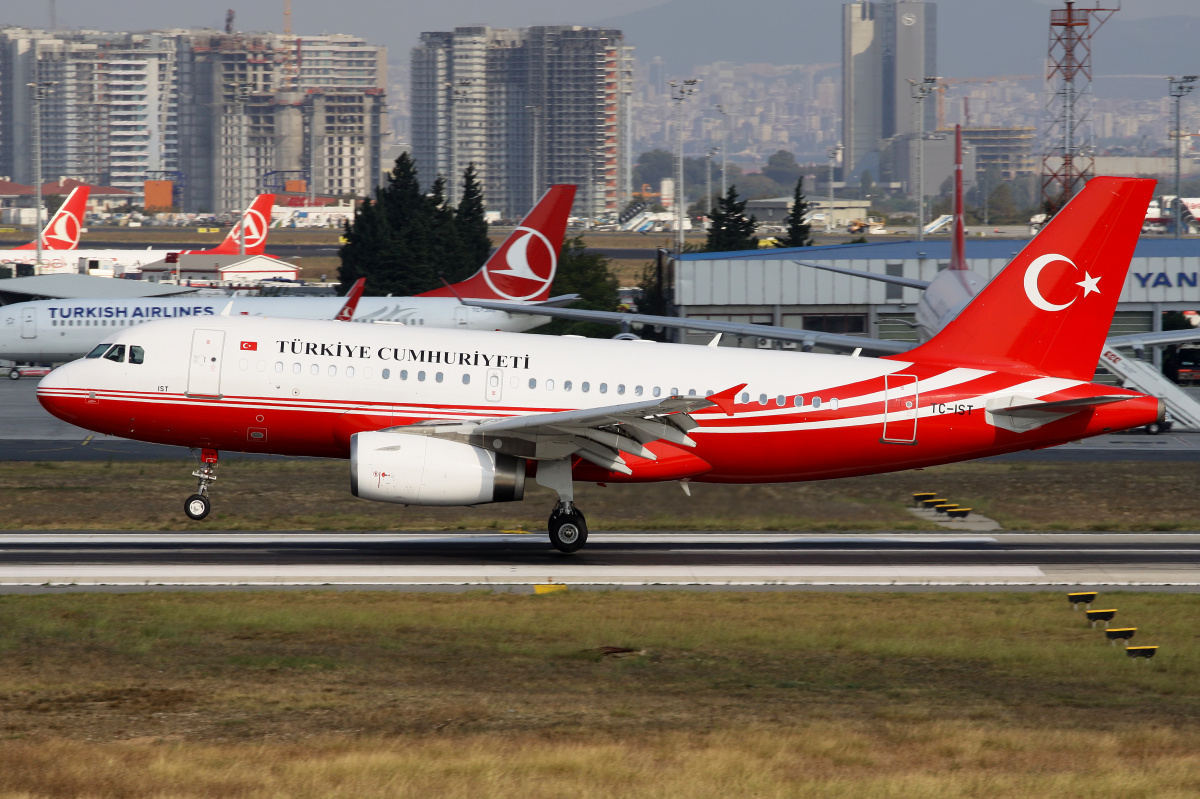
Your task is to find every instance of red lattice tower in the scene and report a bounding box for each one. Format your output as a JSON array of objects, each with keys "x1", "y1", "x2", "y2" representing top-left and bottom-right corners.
[{"x1": 1041, "y1": 1, "x2": 1119, "y2": 214}]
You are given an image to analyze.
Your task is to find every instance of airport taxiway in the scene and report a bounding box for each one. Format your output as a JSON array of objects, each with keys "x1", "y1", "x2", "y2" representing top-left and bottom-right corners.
[{"x1": 1, "y1": 532, "x2": 1198, "y2": 590}]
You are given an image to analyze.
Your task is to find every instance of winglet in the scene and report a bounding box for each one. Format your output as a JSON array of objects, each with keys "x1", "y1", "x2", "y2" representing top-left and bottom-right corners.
[
  {"x1": 707, "y1": 383, "x2": 746, "y2": 416},
  {"x1": 219, "y1": 301, "x2": 233, "y2": 317},
  {"x1": 335, "y1": 278, "x2": 367, "y2": 321}
]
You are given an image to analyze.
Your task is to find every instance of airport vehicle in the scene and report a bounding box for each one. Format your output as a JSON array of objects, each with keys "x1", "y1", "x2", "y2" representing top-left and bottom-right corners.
[
  {"x1": 0, "y1": 186, "x2": 90, "y2": 267},
  {"x1": 0, "y1": 185, "x2": 577, "y2": 363},
  {"x1": 16, "y1": 194, "x2": 277, "y2": 276},
  {"x1": 38, "y1": 177, "x2": 1162, "y2": 552},
  {"x1": 7, "y1": 365, "x2": 51, "y2": 380}
]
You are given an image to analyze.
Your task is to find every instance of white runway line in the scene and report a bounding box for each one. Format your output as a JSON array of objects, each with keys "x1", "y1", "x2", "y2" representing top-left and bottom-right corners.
[{"x1": 0, "y1": 533, "x2": 999, "y2": 545}]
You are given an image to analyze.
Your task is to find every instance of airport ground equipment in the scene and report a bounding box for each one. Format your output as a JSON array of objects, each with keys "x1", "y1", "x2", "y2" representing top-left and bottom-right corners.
[{"x1": 1099, "y1": 345, "x2": 1200, "y2": 431}]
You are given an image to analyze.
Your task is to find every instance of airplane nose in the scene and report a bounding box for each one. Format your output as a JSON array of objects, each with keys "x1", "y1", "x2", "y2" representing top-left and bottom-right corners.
[{"x1": 37, "y1": 362, "x2": 89, "y2": 425}]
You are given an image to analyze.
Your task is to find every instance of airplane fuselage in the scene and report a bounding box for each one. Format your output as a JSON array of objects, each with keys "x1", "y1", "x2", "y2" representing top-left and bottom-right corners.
[
  {"x1": 37, "y1": 315, "x2": 1159, "y2": 484},
  {"x1": 0, "y1": 296, "x2": 548, "y2": 363}
]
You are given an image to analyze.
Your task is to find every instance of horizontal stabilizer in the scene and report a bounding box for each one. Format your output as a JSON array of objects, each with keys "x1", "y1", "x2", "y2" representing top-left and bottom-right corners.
[
  {"x1": 793, "y1": 260, "x2": 931, "y2": 290},
  {"x1": 985, "y1": 394, "x2": 1134, "y2": 433}
]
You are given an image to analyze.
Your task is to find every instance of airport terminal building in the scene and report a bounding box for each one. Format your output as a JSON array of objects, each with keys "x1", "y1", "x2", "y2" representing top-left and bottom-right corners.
[{"x1": 668, "y1": 240, "x2": 1200, "y2": 358}]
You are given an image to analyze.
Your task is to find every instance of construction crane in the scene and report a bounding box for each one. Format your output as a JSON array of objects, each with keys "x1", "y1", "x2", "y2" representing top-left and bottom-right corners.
[{"x1": 936, "y1": 76, "x2": 1038, "y2": 130}]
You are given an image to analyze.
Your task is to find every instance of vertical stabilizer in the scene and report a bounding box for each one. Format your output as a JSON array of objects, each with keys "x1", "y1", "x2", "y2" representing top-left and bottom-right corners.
[
  {"x1": 14, "y1": 185, "x2": 90, "y2": 251},
  {"x1": 195, "y1": 194, "x2": 276, "y2": 255}
]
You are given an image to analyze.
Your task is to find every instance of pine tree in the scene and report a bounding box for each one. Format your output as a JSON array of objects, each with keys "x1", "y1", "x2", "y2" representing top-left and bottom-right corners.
[
  {"x1": 455, "y1": 163, "x2": 491, "y2": 276},
  {"x1": 775, "y1": 176, "x2": 813, "y2": 248},
  {"x1": 704, "y1": 185, "x2": 759, "y2": 252}
]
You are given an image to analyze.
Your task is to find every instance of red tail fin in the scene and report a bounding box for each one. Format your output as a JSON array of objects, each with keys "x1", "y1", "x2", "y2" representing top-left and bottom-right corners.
[
  {"x1": 901, "y1": 177, "x2": 1155, "y2": 380},
  {"x1": 14, "y1": 186, "x2": 89, "y2": 251},
  {"x1": 335, "y1": 278, "x2": 366, "y2": 321},
  {"x1": 418, "y1": 184, "x2": 576, "y2": 301},
  {"x1": 195, "y1": 194, "x2": 276, "y2": 255}
]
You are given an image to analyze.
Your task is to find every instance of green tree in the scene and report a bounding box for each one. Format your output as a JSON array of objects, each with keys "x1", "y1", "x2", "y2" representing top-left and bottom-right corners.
[
  {"x1": 704, "y1": 185, "x2": 758, "y2": 252},
  {"x1": 532, "y1": 236, "x2": 620, "y2": 338},
  {"x1": 455, "y1": 163, "x2": 491, "y2": 273},
  {"x1": 761, "y1": 150, "x2": 801, "y2": 187},
  {"x1": 775, "y1": 176, "x2": 813, "y2": 248}
]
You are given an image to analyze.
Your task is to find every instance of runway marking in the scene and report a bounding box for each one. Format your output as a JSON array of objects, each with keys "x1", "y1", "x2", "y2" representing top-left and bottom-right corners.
[{"x1": 81, "y1": 436, "x2": 92, "y2": 446}]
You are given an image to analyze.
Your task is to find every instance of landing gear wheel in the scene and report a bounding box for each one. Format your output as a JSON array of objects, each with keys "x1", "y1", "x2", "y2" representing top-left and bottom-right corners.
[
  {"x1": 549, "y1": 507, "x2": 588, "y2": 553},
  {"x1": 8, "y1": 369, "x2": 19, "y2": 380},
  {"x1": 1146, "y1": 422, "x2": 1163, "y2": 435},
  {"x1": 184, "y1": 493, "x2": 210, "y2": 521}
]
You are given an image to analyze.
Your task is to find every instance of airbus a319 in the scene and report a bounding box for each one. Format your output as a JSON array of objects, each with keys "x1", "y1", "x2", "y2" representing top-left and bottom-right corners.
[{"x1": 38, "y1": 177, "x2": 1163, "y2": 552}]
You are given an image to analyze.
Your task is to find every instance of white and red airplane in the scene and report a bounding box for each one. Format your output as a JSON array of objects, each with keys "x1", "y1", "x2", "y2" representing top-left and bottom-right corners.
[
  {"x1": 0, "y1": 185, "x2": 577, "y2": 363},
  {"x1": 0, "y1": 186, "x2": 91, "y2": 267},
  {"x1": 37, "y1": 177, "x2": 1162, "y2": 552},
  {"x1": 21, "y1": 194, "x2": 278, "y2": 276}
]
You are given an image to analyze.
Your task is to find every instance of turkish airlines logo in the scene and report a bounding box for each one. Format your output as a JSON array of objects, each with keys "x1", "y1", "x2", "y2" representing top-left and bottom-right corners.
[
  {"x1": 1023, "y1": 253, "x2": 1101, "y2": 312},
  {"x1": 482, "y1": 226, "x2": 557, "y2": 301},
  {"x1": 240, "y1": 341, "x2": 258, "y2": 351},
  {"x1": 230, "y1": 209, "x2": 268, "y2": 250},
  {"x1": 42, "y1": 209, "x2": 81, "y2": 249}
]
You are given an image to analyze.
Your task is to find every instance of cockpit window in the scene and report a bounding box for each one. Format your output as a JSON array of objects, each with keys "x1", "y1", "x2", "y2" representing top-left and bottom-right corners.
[
  {"x1": 86, "y1": 343, "x2": 110, "y2": 359},
  {"x1": 129, "y1": 346, "x2": 144, "y2": 365},
  {"x1": 103, "y1": 344, "x2": 126, "y2": 363}
]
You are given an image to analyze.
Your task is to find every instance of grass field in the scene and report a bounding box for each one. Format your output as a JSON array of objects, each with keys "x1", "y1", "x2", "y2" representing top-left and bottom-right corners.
[
  {"x1": 0, "y1": 459, "x2": 1199, "y2": 532},
  {"x1": 0, "y1": 590, "x2": 1197, "y2": 797}
]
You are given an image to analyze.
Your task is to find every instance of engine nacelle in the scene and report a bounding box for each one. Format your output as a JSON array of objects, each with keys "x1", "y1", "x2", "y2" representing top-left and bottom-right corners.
[{"x1": 350, "y1": 432, "x2": 525, "y2": 506}]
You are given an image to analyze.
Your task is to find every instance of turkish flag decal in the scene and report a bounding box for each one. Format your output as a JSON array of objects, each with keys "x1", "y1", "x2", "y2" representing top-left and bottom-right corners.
[{"x1": 240, "y1": 341, "x2": 257, "y2": 351}]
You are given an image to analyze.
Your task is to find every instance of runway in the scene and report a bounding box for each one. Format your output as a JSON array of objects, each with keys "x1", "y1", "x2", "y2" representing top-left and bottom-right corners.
[{"x1": 1, "y1": 532, "x2": 1198, "y2": 590}]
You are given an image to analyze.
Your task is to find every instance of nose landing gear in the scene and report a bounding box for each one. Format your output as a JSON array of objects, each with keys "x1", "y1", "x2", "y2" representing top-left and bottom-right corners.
[{"x1": 185, "y1": 447, "x2": 219, "y2": 521}]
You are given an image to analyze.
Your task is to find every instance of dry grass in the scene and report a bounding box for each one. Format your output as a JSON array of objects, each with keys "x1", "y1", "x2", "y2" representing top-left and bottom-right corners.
[
  {"x1": 0, "y1": 459, "x2": 1198, "y2": 532},
  {"x1": 0, "y1": 591, "x2": 1198, "y2": 796}
]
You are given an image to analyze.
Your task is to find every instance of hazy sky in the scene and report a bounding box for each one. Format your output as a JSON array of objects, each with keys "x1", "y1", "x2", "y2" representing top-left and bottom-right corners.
[{"x1": 4, "y1": 0, "x2": 1198, "y2": 63}]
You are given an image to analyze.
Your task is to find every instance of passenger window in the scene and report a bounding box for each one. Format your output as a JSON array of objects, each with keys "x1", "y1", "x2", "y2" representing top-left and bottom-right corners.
[
  {"x1": 759, "y1": 394, "x2": 768, "y2": 405},
  {"x1": 463, "y1": 373, "x2": 471, "y2": 385},
  {"x1": 653, "y1": 386, "x2": 661, "y2": 397},
  {"x1": 599, "y1": 383, "x2": 607, "y2": 394},
  {"x1": 310, "y1": 364, "x2": 319, "y2": 375},
  {"x1": 688, "y1": 389, "x2": 697, "y2": 396},
  {"x1": 545, "y1": 379, "x2": 555, "y2": 391},
  {"x1": 292, "y1": 363, "x2": 301, "y2": 374},
  {"x1": 581, "y1": 382, "x2": 590, "y2": 393},
  {"x1": 617, "y1": 384, "x2": 625, "y2": 395},
  {"x1": 794, "y1": 396, "x2": 803, "y2": 407},
  {"x1": 103, "y1": 344, "x2": 126, "y2": 363},
  {"x1": 671, "y1": 387, "x2": 679, "y2": 396},
  {"x1": 528, "y1": 378, "x2": 537, "y2": 389},
  {"x1": 830, "y1": 398, "x2": 839, "y2": 410},
  {"x1": 275, "y1": 362, "x2": 284, "y2": 373},
  {"x1": 86, "y1": 343, "x2": 109, "y2": 359},
  {"x1": 813, "y1": 397, "x2": 822, "y2": 409},
  {"x1": 400, "y1": 370, "x2": 408, "y2": 380},
  {"x1": 705, "y1": 390, "x2": 714, "y2": 397},
  {"x1": 347, "y1": 366, "x2": 356, "y2": 378},
  {"x1": 418, "y1": 371, "x2": 426, "y2": 381},
  {"x1": 740, "y1": 392, "x2": 749, "y2": 404},
  {"x1": 776, "y1": 395, "x2": 785, "y2": 406},
  {"x1": 382, "y1": 368, "x2": 391, "y2": 379},
  {"x1": 564, "y1": 380, "x2": 573, "y2": 391},
  {"x1": 328, "y1": 365, "x2": 337, "y2": 376},
  {"x1": 635, "y1": 386, "x2": 643, "y2": 396},
  {"x1": 435, "y1": 372, "x2": 442, "y2": 382}
]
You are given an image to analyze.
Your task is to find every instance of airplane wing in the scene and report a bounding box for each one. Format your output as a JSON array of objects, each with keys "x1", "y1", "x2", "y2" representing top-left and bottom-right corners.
[
  {"x1": 792, "y1": 260, "x2": 932, "y2": 290},
  {"x1": 1106, "y1": 329, "x2": 1200, "y2": 350},
  {"x1": 386, "y1": 384, "x2": 744, "y2": 475},
  {"x1": 458, "y1": 299, "x2": 913, "y2": 355}
]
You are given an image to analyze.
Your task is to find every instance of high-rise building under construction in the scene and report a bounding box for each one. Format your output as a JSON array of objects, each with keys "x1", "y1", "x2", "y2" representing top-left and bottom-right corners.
[
  {"x1": 0, "y1": 26, "x2": 387, "y2": 213},
  {"x1": 842, "y1": 1, "x2": 937, "y2": 182},
  {"x1": 411, "y1": 26, "x2": 634, "y2": 220}
]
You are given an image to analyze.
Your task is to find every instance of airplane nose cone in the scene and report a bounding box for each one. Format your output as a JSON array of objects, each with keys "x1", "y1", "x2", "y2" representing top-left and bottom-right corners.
[{"x1": 37, "y1": 362, "x2": 88, "y2": 425}]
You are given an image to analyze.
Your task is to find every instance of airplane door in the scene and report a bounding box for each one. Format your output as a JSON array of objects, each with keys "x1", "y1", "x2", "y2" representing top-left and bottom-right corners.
[
  {"x1": 485, "y1": 368, "x2": 503, "y2": 403},
  {"x1": 187, "y1": 329, "x2": 225, "y2": 397},
  {"x1": 882, "y1": 373, "x2": 918, "y2": 444},
  {"x1": 453, "y1": 306, "x2": 468, "y2": 328},
  {"x1": 20, "y1": 307, "x2": 36, "y2": 340}
]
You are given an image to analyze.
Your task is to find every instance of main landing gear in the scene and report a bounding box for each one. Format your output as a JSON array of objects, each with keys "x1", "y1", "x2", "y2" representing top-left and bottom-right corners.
[
  {"x1": 185, "y1": 448, "x2": 219, "y2": 521},
  {"x1": 548, "y1": 501, "x2": 588, "y2": 553}
]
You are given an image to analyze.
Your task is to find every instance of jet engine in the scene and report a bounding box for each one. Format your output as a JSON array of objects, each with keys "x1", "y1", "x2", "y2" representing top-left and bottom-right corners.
[{"x1": 350, "y1": 431, "x2": 525, "y2": 506}]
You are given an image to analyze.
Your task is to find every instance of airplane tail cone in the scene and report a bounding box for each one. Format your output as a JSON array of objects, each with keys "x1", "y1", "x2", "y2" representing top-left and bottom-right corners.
[{"x1": 901, "y1": 177, "x2": 1156, "y2": 381}]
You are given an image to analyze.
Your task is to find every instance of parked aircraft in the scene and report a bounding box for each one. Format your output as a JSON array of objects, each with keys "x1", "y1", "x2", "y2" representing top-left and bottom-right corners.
[
  {"x1": 38, "y1": 177, "x2": 1162, "y2": 552},
  {"x1": 0, "y1": 186, "x2": 90, "y2": 266},
  {"x1": 0, "y1": 185, "x2": 577, "y2": 363}
]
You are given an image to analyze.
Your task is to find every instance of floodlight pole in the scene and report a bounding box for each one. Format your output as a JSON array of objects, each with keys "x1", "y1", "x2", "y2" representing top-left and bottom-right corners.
[
  {"x1": 669, "y1": 79, "x2": 699, "y2": 254},
  {"x1": 826, "y1": 144, "x2": 841, "y2": 234},
  {"x1": 28, "y1": 81, "x2": 54, "y2": 273},
  {"x1": 910, "y1": 77, "x2": 938, "y2": 241},
  {"x1": 1169, "y1": 76, "x2": 1197, "y2": 239},
  {"x1": 714, "y1": 103, "x2": 728, "y2": 199}
]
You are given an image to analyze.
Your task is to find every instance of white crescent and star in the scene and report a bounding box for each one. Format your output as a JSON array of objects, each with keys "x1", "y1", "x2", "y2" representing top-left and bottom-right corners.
[{"x1": 1023, "y1": 253, "x2": 1101, "y2": 312}]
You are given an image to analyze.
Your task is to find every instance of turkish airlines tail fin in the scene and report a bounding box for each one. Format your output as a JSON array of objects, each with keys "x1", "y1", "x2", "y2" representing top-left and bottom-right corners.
[
  {"x1": 197, "y1": 194, "x2": 276, "y2": 255},
  {"x1": 14, "y1": 185, "x2": 90, "y2": 251},
  {"x1": 335, "y1": 278, "x2": 367, "y2": 321},
  {"x1": 418, "y1": 184, "x2": 576, "y2": 302},
  {"x1": 901, "y1": 177, "x2": 1155, "y2": 381}
]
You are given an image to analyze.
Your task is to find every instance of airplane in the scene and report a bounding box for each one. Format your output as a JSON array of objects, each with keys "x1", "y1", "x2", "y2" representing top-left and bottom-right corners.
[
  {"x1": 17, "y1": 194, "x2": 278, "y2": 276},
  {"x1": 0, "y1": 185, "x2": 578, "y2": 363},
  {"x1": 462, "y1": 126, "x2": 1200, "y2": 361},
  {"x1": 38, "y1": 176, "x2": 1163, "y2": 553},
  {"x1": 0, "y1": 186, "x2": 91, "y2": 266}
]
